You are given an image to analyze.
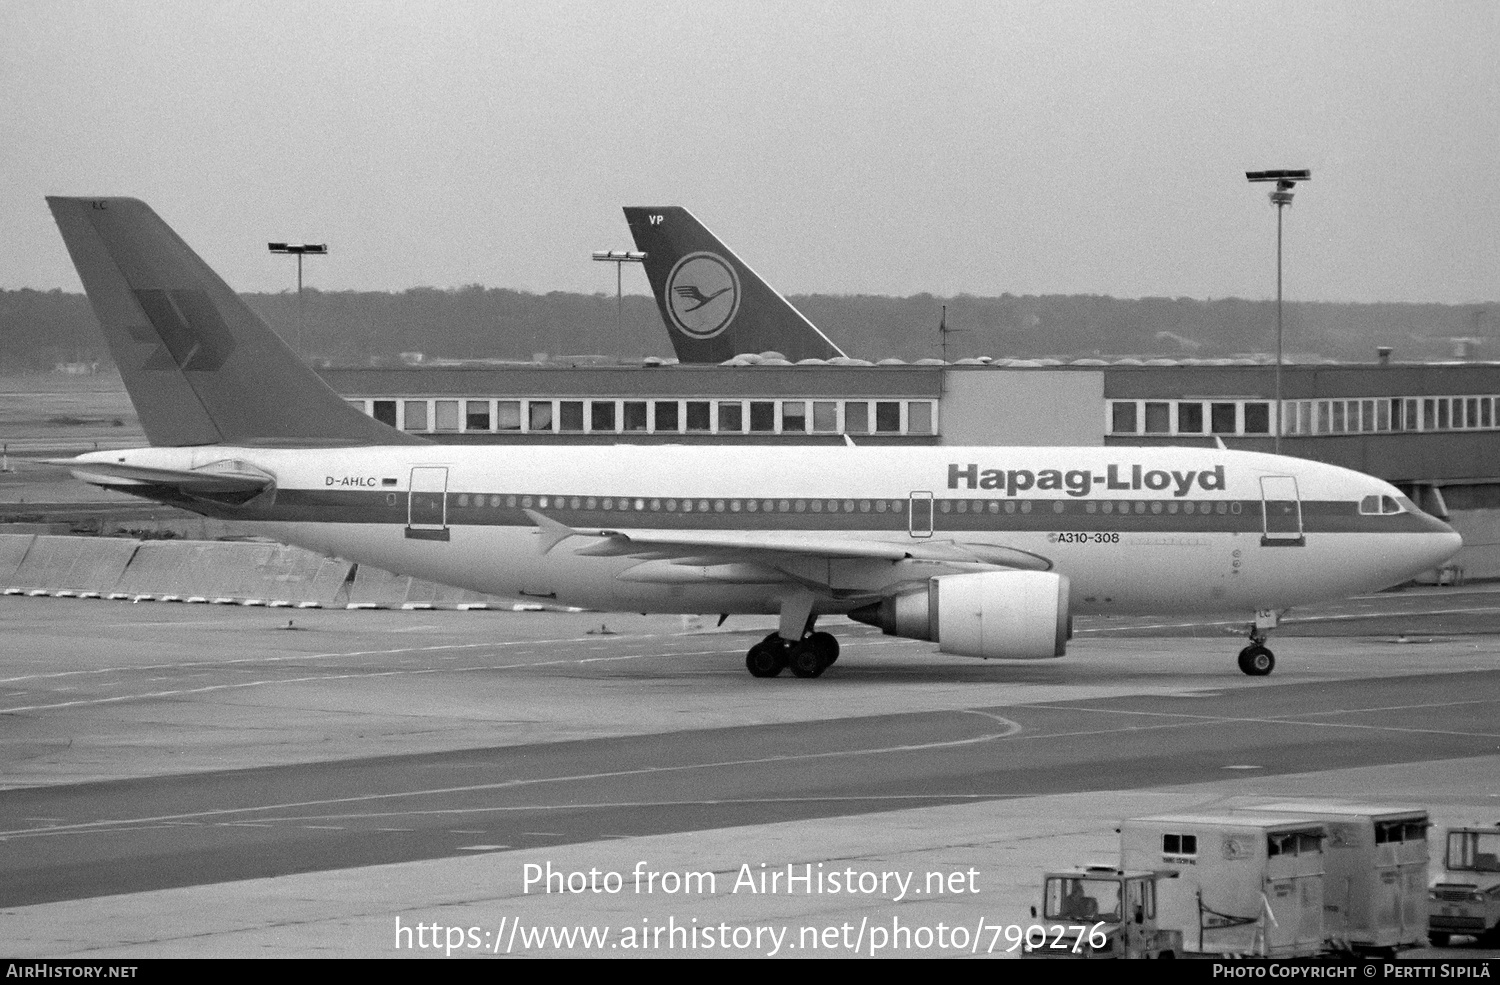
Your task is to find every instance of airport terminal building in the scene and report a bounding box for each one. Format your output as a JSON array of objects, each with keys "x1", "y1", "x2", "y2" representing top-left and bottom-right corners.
[{"x1": 331, "y1": 357, "x2": 1500, "y2": 579}]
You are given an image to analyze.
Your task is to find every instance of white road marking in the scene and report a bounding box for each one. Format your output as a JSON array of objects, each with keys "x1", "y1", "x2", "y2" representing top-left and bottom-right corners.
[
  {"x1": 0, "y1": 648, "x2": 765, "y2": 715},
  {"x1": 0, "y1": 634, "x2": 630, "y2": 686},
  {"x1": 0, "y1": 712, "x2": 1028, "y2": 838}
]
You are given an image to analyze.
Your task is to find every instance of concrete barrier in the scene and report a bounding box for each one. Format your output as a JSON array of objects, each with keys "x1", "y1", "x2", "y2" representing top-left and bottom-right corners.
[
  {"x1": 165, "y1": 542, "x2": 225, "y2": 599},
  {"x1": 9, "y1": 534, "x2": 87, "y2": 591},
  {"x1": 1, "y1": 534, "x2": 525, "y2": 609},
  {"x1": 0, "y1": 533, "x2": 39, "y2": 589},
  {"x1": 401, "y1": 577, "x2": 517, "y2": 609},
  {"x1": 347, "y1": 564, "x2": 413, "y2": 608},
  {"x1": 309, "y1": 557, "x2": 356, "y2": 607},
  {"x1": 58, "y1": 536, "x2": 137, "y2": 594},
  {"x1": 8, "y1": 535, "x2": 137, "y2": 595},
  {"x1": 112, "y1": 541, "x2": 194, "y2": 598},
  {"x1": 264, "y1": 545, "x2": 326, "y2": 604},
  {"x1": 203, "y1": 543, "x2": 277, "y2": 600}
]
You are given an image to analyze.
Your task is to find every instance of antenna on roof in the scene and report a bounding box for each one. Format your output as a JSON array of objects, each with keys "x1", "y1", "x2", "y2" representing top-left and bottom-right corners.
[{"x1": 937, "y1": 304, "x2": 969, "y2": 397}]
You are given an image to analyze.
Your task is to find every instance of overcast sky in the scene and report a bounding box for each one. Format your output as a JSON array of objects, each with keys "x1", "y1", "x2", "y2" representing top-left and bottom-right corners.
[{"x1": 4, "y1": 1, "x2": 1497, "y2": 304}]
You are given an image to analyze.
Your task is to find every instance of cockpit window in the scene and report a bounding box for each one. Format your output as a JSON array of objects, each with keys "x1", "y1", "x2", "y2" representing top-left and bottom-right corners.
[{"x1": 1360, "y1": 495, "x2": 1408, "y2": 515}]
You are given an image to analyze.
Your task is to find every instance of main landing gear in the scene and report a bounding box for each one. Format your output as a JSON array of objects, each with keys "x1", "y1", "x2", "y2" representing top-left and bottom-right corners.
[
  {"x1": 745, "y1": 591, "x2": 841, "y2": 680},
  {"x1": 745, "y1": 630, "x2": 839, "y2": 679},
  {"x1": 1236, "y1": 609, "x2": 1279, "y2": 676}
]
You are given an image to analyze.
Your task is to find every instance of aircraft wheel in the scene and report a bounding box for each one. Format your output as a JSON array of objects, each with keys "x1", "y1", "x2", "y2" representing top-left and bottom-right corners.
[
  {"x1": 746, "y1": 640, "x2": 785, "y2": 678},
  {"x1": 788, "y1": 644, "x2": 826, "y2": 679},
  {"x1": 1237, "y1": 644, "x2": 1275, "y2": 676},
  {"x1": 808, "y1": 631, "x2": 839, "y2": 667}
]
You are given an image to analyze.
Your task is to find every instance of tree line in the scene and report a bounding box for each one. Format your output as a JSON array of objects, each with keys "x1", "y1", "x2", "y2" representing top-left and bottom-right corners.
[{"x1": 1, "y1": 285, "x2": 1492, "y2": 372}]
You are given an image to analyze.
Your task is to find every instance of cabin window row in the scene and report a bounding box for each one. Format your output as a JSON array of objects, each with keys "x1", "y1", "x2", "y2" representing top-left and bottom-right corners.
[
  {"x1": 446, "y1": 494, "x2": 912, "y2": 514},
  {"x1": 1108, "y1": 400, "x2": 1271, "y2": 436},
  {"x1": 432, "y1": 495, "x2": 1246, "y2": 517},
  {"x1": 353, "y1": 398, "x2": 937, "y2": 436},
  {"x1": 1282, "y1": 396, "x2": 1500, "y2": 436}
]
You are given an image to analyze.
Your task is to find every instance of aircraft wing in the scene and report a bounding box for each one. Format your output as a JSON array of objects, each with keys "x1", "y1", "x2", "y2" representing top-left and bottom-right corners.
[{"x1": 524, "y1": 509, "x2": 1051, "y2": 574}]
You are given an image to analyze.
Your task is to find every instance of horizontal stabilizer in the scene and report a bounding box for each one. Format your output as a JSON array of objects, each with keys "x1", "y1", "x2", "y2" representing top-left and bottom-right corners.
[{"x1": 55, "y1": 458, "x2": 275, "y2": 505}]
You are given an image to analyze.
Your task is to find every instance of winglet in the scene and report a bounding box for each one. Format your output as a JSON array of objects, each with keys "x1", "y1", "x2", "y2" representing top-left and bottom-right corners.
[{"x1": 524, "y1": 509, "x2": 579, "y2": 553}]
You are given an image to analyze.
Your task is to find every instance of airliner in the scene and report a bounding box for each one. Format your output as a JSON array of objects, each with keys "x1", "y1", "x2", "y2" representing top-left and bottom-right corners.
[
  {"x1": 624, "y1": 206, "x2": 846, "y2": 364},
  {"x1": 47, "y1": 197, "x2": 1461, "y2": 679}
]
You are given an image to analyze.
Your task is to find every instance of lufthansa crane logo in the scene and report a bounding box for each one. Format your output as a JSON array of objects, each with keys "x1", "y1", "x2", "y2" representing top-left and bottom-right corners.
[{"x1": 665, "y1": 252, "x2": 740, "y2": 340}]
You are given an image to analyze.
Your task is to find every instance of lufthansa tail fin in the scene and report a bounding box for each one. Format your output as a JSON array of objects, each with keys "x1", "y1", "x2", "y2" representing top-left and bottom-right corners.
[
  {"x1": 46, "y1": 197, "x2": 421, "y2": 447},
  {"x1": 623, "y1": 206, "x2": 845, "y2": 364}
]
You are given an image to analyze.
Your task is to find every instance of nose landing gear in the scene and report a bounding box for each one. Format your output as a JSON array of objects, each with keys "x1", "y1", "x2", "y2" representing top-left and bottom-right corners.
[
  {"x1": 1237, "y1": 609, "x2": 1280, "y2": 676},
  {"x1": 1237, "y1": 641, "x2": 1275, "y2": 676}
]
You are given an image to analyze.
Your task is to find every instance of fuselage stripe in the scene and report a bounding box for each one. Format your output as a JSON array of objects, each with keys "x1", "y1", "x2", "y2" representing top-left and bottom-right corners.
[{"x1": 159, "y1": 486, "x2": 1437, "y2": 536}]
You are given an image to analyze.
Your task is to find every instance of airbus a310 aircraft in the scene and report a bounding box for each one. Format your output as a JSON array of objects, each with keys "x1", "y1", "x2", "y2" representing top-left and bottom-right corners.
[{"x1": 46, "y1": 197, "x2": 1461, "y2": 679}]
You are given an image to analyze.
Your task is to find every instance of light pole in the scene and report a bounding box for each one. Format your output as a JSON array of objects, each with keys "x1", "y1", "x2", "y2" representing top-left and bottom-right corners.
[
  {"x1": 268, "y1": 242, "x2": 328, "y2": 360},
  {"x1": 1244, "y1": 169, "x2": 1310, "y2": 454},
  {"x1": 591, "y1": 250, "x2": 647, "y2": 338}
]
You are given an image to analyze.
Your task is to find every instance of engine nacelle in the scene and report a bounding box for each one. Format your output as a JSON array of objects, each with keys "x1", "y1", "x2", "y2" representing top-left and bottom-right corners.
[{"x1": 849, "y1": 570, "x2": 1070, "y2": 659}]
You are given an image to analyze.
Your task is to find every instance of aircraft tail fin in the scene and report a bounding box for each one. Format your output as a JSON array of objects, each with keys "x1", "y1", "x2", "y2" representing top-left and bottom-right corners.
[
  {"x1": 623, "y1": 206, "x2": 845, "y2": 364},
  {"x1": 46, "y1": 197, "x2": 421, "y2": 447}
]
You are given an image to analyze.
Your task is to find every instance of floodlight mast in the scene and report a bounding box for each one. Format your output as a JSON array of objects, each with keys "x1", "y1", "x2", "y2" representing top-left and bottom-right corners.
[
  {"x1": 1245, "y1": 170, "x2": 1311, "y2": 454},
  {"x1": 592, "y1": 250, "x2": 647, "y2": 339},
  {"x1": 268, "y1": 242, "x2": 328, "y2": 361}
]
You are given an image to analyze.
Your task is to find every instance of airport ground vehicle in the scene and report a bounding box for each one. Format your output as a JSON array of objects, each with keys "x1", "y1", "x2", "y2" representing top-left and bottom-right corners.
[
  {"x1": 1034, "y1": 810, "x2": 1421, "y2": 959},
  {"x1": 1428, "y1": 822, "x2": 1500, "y2": 946},
  {"x1": 1239, "y1": 801, "x2": 1429, "y2": 954},
  {"x1": 1024, "y1": 866, "x2": 1184, "y2": 958},
  {"x1": 1120, "y1": 813, "x2": 1330, "y2": 958}
]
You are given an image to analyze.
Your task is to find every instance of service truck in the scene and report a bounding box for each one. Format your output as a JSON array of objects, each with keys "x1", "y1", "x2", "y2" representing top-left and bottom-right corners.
[{"x1": 1428, "y1": 822, "x2": 1500, "y2": 946}]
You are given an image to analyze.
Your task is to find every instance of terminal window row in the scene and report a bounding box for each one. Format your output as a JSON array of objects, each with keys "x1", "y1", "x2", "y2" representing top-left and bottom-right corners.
[
  {"x1": 1112, "y1": 395, "x2": 1500, "y2": 438},
  {"x1": 1282, "y1": 395, "x2": 1499, "y2": 436},
  {"x1": 352, "y1": 398, "x2": 936, "y2": 436},
  {"x1": 1108, "y1": 400, "x2": 1272, "y2": 437}
]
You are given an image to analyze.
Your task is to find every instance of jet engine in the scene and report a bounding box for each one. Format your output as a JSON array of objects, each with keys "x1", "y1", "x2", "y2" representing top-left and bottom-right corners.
[{"x1": 849, "y1": 570, "x2": 1070, "y2": 659}]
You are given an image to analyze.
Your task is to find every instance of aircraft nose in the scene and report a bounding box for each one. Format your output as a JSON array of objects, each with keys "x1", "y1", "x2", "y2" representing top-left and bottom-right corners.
[{"x1": 1420, "y1": 514, "x2": 1463, "y2": 568}]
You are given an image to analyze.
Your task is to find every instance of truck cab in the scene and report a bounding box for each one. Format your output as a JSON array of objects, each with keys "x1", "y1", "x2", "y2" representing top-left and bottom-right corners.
[
  {"x1": 1429, "y1": 823, "x2": 1500, "y2": 946},
  {"x1": 1025, "y1": 866, "x2": 1182, "y2": 959}
]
